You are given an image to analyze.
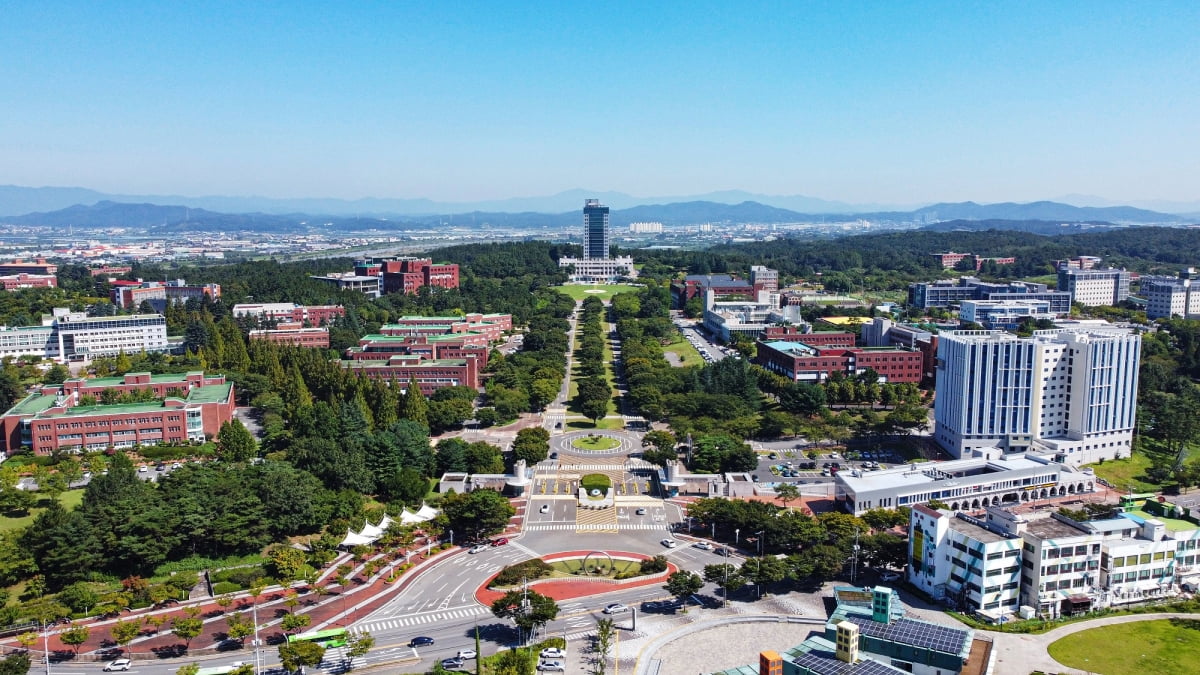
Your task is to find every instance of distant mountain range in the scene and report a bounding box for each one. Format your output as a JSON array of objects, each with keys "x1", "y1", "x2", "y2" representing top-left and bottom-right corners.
[{"x1": 0, "y1": 193, "x2": 1193, "y2": 234}]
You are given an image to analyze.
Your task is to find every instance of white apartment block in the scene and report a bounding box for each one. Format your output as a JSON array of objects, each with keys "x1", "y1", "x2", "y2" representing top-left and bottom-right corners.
[
  {"x1": 1142, "y1": 268, "x2": 1200, "y2": 319},
  {"x1": 628, "y1": 221, "x2": 663, "y2": 233},
  {"x1": 909, "y1": 505, "x2": 1024, "y2": 617},
  {"x1": 934, "y1": 325, "x2": 1141, "y2": 465},
  {"x1": 1056, "y1": 267, "x2": 1130, "y2": 307}
]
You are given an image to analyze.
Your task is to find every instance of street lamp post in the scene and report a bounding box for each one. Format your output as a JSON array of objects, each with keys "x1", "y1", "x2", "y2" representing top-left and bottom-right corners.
[
  {"x1": 712, "y1": 522, "x2": 716, "y2": 539},
  {"x1": 41, "y1": 619, "x2": 50, "y2": 675},
  {"x1": 755, "y1": 530, "x2": 765, "y2": 598},
  {"x1": 735, "y1": 529, "x2": 740, "y2": 545},
  {"x1": 449, "y1": 529, "x2": 454, "y2": 547},
  {"x1": 251, "y1": 599, "x2": 262, "y2": 675}
]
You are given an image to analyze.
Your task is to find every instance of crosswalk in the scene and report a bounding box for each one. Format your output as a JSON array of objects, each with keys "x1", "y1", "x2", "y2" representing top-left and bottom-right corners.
[
  {"x1": 354, "y1": 606, "x2": 487, "y2": 633},
  {"x1": 525, "y1": 522, "x2": 671, "y2": 532}
]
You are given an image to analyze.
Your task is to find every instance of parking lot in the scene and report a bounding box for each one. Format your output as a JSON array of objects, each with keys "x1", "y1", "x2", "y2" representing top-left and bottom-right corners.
[{"x1": 673, "y1": 318, "x2": 731, "y2": 364}]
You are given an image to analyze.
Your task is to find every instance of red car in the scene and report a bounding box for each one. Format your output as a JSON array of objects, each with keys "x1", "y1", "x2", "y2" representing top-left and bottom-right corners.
[{"x1": 492, "y1": 537, "x2": 509, "y2": 547}]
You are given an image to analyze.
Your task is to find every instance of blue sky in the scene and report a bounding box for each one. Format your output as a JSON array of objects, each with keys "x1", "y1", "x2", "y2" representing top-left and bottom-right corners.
[{"x1": 1, "y1": 2, "x2": 1197, "y2": 204}]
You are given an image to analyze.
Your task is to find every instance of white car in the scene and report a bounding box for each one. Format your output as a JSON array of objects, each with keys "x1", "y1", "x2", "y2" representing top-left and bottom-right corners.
[
  {"x1": 539, "y1": 647, "x2": 566, "y2": 659},
  {"x1": 456, "y1": 649, "x2": 478, "y2": 659},
  {"x1": 537, "y1": 663, "x2": 565, "y2": 672},
  {"x1": 103, "y1": 660, "x2": 132, "y2": 672},
  {"x1": 694, "y1": 541, "x2": 714, "y2": 550},
  {"x1": 603, "y1": 603, "x2": 630, "y2": 614},
  {"x1": 540, "y1": 504, "x2": 550, "y2": 513},
  {"x1": 660, "y1": 538, "x2": 677, "y2": 548},
  {"x1": 830, "y1": 452, "x2": 840, "y2": 459},
  {"x1": 468, "y1": 544, "x2": 489, "y2": 554},
  {"x1": 880, "y1": 571, "x2": 902, "y2": 582}
]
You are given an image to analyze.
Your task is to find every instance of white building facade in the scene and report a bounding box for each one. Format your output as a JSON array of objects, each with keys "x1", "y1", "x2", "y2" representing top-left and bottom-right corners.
[
  {"x1": 0, "y1": 309, "x2": 169, "y2": 361},
  {"x1": 1142, "y1": 269, "x2": 1200, "y2": 319},
  {"x1": 934, "y1": 326, "x2": 1141, "y2": 465},
  {"x1": 1057, "y1": 267, "x2": 1130, "y2": 307},
  {"x1": 908, "y1": 505, "x2": 1024, "y2": 617}
]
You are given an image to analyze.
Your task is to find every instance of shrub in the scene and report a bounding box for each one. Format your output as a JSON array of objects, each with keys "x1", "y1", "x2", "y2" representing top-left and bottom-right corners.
[
  {"x1": 580, "y1": 473, "x2": 611, "y2": 492},
  {"x1": 640, "y1": 555, "x2": 669, "y2": 575},
  {"x1": 491, "y1": 559, "x2": 553, "y2": 588},
  {"x1": 210, "y1": 566, "x2": 268, "y2": 589},
  {"x1": 211, "y1": 581, "x2": 240, "y2": 595}
]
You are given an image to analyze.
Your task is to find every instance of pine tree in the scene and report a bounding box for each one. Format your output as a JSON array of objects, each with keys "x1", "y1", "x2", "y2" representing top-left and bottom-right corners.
[{"x1": 398, "y1": 377, "x2": 428, "y2": 427}]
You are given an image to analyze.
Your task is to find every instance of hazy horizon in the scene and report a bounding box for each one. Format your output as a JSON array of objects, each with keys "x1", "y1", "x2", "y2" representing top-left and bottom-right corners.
[{"x1": 3, "y1": 3, "x2": 1198, "y2": 205}]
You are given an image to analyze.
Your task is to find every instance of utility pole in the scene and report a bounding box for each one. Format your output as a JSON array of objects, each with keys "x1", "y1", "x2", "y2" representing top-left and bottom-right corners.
[
  {"x1": 851, "y1": 529, "x2": 861, "y2": 586},
  {"x1": 252, "y1": 598, "x2": 262, "y2": 675},
  {"x1": 42, "y1": 619, "x2": 50, "y2": 675},
  {"x1": 755, "y1": 530, "x2": 765, "y2": 598}
]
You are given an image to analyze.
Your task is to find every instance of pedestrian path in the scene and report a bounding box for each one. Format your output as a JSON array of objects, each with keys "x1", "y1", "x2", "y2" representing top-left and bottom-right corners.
[
  {"x1": 525, "y1": 522, "x2": 670, "y2": 532},
  {"x1": 353, "y1": 605, "x2": 488, "y2": 633}
]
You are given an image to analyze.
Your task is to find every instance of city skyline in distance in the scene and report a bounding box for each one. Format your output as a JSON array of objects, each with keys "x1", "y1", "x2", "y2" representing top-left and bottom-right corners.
[{"x1": 2, "y1": 4, "x2": 1199, "y2": 205}]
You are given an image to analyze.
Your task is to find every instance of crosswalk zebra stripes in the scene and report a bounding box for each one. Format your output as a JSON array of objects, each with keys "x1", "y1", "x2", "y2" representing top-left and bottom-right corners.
[
  {"x1": 524, "y1": 522, "x2": 671, "y2": 532},
  {"x1": 353, "y1": 606, "x2": 487, "y2": 633},
  {"x1": 536, "y1": 462, "x2": 656, "y2": 472}
]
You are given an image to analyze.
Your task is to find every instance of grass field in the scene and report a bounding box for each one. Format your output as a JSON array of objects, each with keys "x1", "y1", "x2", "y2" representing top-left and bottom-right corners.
[
  {"x1": 581, "y1": 473, "x2": 612, "y2": 492},
  {"x1": 1047, "y1": 619, "x2": 1200, "y2": 674},
  {"x1": 0, "y1": 489, "x2": 85, "y2": 532},
  {"x1": 572, "y1": 435, "x2": 621, "y2": 451},
  {"x1": 1085, "y1": 452, "x2": 1160, "y2": 493},
  {"x1": 553, "y1": 284, "x2": 643, "y2": 301},
  {"x1": 663, "y1": 335, "x2": 704, "y2": 367}
]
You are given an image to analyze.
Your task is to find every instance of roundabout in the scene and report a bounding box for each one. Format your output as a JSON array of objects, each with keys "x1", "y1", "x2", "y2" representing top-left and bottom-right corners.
[{"x1": 552, "y1": 429, "x2": 636, "y2": 457}]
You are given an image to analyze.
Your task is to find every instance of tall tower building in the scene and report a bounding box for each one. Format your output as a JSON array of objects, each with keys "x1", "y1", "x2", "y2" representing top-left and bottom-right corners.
[
  {"x1": 933, "y1": 325, "x2": 1140, "y2": 465},
  {"x1": 582, "y1": 199, "x2": 610, "y2": 260}
]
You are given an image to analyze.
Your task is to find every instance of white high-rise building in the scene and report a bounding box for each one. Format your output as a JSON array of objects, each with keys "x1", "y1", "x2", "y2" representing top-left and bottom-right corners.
[
  {"x1": 1143, "y1": 268, "x2": 1200, "y2": 319},
  {"x1": 559, "y1": 199, "x2": 636, "y2": 283},
  {"x1": 934, "y1": 325, "x2": 1141, "y2": 465},
  {"x1": 1057, "y1": 267, "x2": 1130, "y2": 307}
]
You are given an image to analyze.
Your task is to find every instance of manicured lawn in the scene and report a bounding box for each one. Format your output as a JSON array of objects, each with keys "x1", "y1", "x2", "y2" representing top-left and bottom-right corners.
[
  {"x1": 580, "y1": 473, "x2": 612, "y2": 492},
  {"x1": 553, "y1": 284, "x2": 643, "y2": 301},
  {"x1": 571, "y1": 435, "x2": 621, "y2": 451},
  {"x1": 549, "y1": 558, "x2": 641, "y2": 577},
  {"x1": 1085, "y1": 452, "x2": 1160, "y2": 493},
  {"x1": 663, "y1": 335, "x2": 704, "y2": 367},
  {"x1": 1047, "y1": 619, "x2": 1200, "y2": 674},
  {"x1": 0, "y1": 489, "x2": 85, "y2": 532}
]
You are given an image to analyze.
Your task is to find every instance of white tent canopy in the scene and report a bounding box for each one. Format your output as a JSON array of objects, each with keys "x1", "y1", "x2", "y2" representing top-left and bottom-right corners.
[{"x1": 338, "y1": 510, "x2": 433, "y2": 547}]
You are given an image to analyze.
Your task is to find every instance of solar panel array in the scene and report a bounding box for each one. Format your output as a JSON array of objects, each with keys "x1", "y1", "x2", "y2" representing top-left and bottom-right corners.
[
  {"x1": 790, "y1": 650, "x2": 904, "y2": 675},
  {"x1": 853, "y1": 616, "x2": 969, "y2": 654}
]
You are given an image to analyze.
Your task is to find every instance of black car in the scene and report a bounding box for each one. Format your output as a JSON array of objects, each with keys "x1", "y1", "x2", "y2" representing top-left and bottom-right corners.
[{"x1": 409, "y1": 636, "x2": 435, "y2": 647}]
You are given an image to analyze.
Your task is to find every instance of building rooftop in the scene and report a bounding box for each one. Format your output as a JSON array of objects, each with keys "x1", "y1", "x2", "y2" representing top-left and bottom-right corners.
[
  {"x1": 342, "y1": 358, "x2": 469, "y2": 367},
  {"x1": 947, "y1": 514, "x2": 1011, "y2": 544},
  {"x1": 83, "y1": 372, "x2": 195, "y2": 387},
  {"x1": 1122, "y1": 509, "x2": 1198, "y2": 533},
  {"x1": 788, "y1": 637, "x2": 908, "y2": 675},
  {"x1": 836, "y1": 455, "x2": 1057, "y2": 492},
  {"x1": 1024, "y1": 514, "x2": 1089, "y2": 539}
]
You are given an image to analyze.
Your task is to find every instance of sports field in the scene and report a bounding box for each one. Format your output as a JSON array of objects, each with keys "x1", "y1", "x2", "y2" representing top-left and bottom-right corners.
[{"x1": 552, "y1": 284, "x2": 642, "y2": 301}]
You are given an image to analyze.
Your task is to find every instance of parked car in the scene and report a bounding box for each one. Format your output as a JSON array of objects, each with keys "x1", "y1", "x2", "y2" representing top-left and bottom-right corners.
[
  {"x1": 537, "y1": 662, "x2": 565, "y2": 672},
  {"x1": 409, "y1": 636, "x2": 435, "y2": 647},
  {"x1": 539, "y1": 647, "x2": 565, "y2": 659},
  {"x1": 603, "y1": 603, "x2": 630, "y2": 614},
  {"x1": 103, "y1": 660, "x2": 132, "y2": 672},
  {"x1": 456, "y1": 649, "x2": 477, "y2": 659},
  {"x1": 540, "y1": 504, "x2": 550, "y2": 513},
  {"x1": 441, "y1": 658, "x2": 464, "y2": 669},
  {"x1": 880, "y1": 571, "x2": 902, "y2": 582},
  {"x1": 635, "y1": 507, "x2": 646, "y2": 515},
  {"x1": 492, "y1": 537, "x2": 509, "y2": 547},
  {"x1": 660, "y1": 538, "x2": 677, "y2": 548},
  {"x1": 469, "y1": 544, "x2": 489, "y2": 554}
]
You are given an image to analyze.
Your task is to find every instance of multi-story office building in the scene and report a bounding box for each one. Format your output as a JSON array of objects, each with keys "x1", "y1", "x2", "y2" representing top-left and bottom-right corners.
[
  {"x1": 0, "y1": 259, "x2": 57, "y2": 276},
  {"x1": 958, "y1": 299, "x2": 1056, "y2": 330},
  {"x1": 582, "y1": 198, "x2": 610, "y2": 260},
  {"x1": 378, "y1": 313, "x2": 511, "y2": 342},
  {"x1": 341, "y1": 356, "x2": 480, "y2": 394},
  {"x1": 750, "y1": 265, "x2": 779, "y2": 292},
  {"x1": 754, "y1": 340, "x2": 924, "y2": 383},
  {"x1": 345, "y1": 334, "x2": 490, "y2": 366},
  {"x1": 671, "y1": 273, "x2": 756, "y2": 306},
  {"x1": 0, "y1": 308, "x2": 170, "y2": 362},
  {"x1": 628, "y1": 221, "x2": 663, "y2": 234},
  {"x1": 232, "y1": 303, "x2": 345, "y2": 326},
  {"x1": 0, "y1": 273, "x2": 58, "y2": 291},
  {"x1": 933, "y1": 325, "x2": 1141, "y2": 464},
  {"x1": 909, "y1": 506, "x2": 1024, "y2": 617},
  {"x1": 860, "y1": 318, "x2": 940, "y2": 382},
  {"x1": 1142, "y1": 268, "x2": 1200, "y2": 319},
  {"x1": 909, "y1": 277, "x2": 1071, "y2": 314},
  {"x1": 0, "y1": 371, "x2": 234, "y2": 455},
  {"x1": 110, "y1": 279, "x2": 221, "y2": 311},
  {"x1": 1057, "y1": 267, "x2": 1130, "y2": 307},
  {"x1": 558, "y1": 200, "x2": 636, "y2": 282}
]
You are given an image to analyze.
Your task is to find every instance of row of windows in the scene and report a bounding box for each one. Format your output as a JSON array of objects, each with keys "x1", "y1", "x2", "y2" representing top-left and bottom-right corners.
[
  {"x1": 1111, "y1": 551, "x2": 1174, "y2": 567},
  {"x1": 1110, "y1": 569, "x2": 1169, "y2": 582},
  {"x1": 1043, "y1": 560, "x2": 1100, "y2": 575}
]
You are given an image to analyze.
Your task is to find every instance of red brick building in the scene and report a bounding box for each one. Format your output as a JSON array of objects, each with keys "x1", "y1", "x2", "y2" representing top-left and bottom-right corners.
[
  {"x1": 341, "y1": 356, "x2": 480, "y2": 394},
  {"x1": 0, "y1": 273, "x2": 57, "y2": 291},
  {"x1": 0, "y1": 259, "x2": 57, "y2": 276},
  {"x1": 760, "y1": 327, "x2": 855, "y2": 348},
  {"x1": 249, "y1": 326, "x2": 331, "y2": 348},
  {"x1": 232, "y1": 303, "x2": 345, "y2": 326},
  {"x1": 754, "y1": 339, "x2": 923, "y2": 383},
  {"x1": 1, "y1": 371, "x2": 235, "y2": 456},
  {"x1": 346, "y1": 334, "x2": 490, "y2": 367},
  {"x1": 352, "y1": 257, "x2": 461, "y2": 295},
  {"x1": 89, "y1": 265, "x2": 133, "y2": 277},
  {"x1": 379, "y1": 313, "x2": 512, "y2": 342}
]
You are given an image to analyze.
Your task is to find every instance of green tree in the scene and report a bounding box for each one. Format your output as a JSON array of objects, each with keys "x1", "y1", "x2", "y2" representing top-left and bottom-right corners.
[
  {"x1": 0, "y1": 652, "x2": 31, "y2": 675},
  {"x1": 56, "y1": 581, "x2": 98, "y2": 615},
  {"x1": 176, "y1": 665, "x2": 200, "y2": 675},
  {"x1": 703, "y1": 563, "x2": 747, "y2": 599},
  {"x1": 580, "y1": 396, "x2": 609, "y2": 425},
  {"x1": 224, "y1": 612, "x2": 254, "y2": 644},
  {"x1": 110, "y1": 619, "x2": 140, "y2": 654},
  {"x1": 280, "y1": 612, "x2": 311, "y2": 634},
  {"x1": 489, "y1": 588, "x2": 560, "y2": 643},
  {"x1": 42, "y1": 363, "x2": 69, "y2": 385},
  {"x1": 216, "y1": 419, "x2": 257, "y2": 462},
  {"x1": 171, "y1": 616, "x2": 203, "y2": 648},
  {"x1": 512, "y1": 427, "x2": 550, "y2": 465},
  {"x1": 59, "y1": 623, "x2": 90, "y2": 654},
  {"x1": 593, "y1": 617, "x2": 615, "y2": 675},
  {"x1": 343, "y1": 630, "x2": 375, "y2": 669},
  {"x1": 662, "y1": 571, "x2": 704, "y2": 605},
  {"x1": 440, "y1": 488, "x2": 516, "y2": 542},
  {"x1": 399, "y1": 378, "x2": 429, "y2": 426},
  {"x1": 267, "y1": 545, "x2": 309, "y2": 584},
  {"x1": 774, "y1": 483, "x2": 800, "y2": 507},
  {"x1": 279, "y1": 640, "x2": 325, "y2": 674}
]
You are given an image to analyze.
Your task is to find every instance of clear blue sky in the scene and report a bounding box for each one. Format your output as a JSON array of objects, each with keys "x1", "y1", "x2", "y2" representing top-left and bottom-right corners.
[{"x1": 2, "y1": 1, "x2": 1197, "y2": 205}]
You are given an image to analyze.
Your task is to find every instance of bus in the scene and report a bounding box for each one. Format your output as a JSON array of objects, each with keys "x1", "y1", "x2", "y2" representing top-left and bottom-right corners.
[
  {"x1": 1119, "y1": 493, "x2": 1156, "y2": 509},
  {"x1": 195, "y1": 663, "x2": 248, "y2": 675},
  {"x1": 288, "y1": 628, "x2": 349, "y2": 648}
]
